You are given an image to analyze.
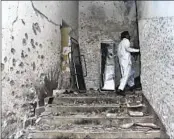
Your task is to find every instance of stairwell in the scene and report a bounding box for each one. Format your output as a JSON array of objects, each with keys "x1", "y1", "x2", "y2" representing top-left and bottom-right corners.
[{"x1": 25, "y1": 90, "x2": 169, "y2": 139}]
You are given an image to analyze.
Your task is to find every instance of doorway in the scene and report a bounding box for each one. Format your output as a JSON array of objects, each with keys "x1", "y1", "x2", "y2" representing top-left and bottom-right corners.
[{"x1": 100, "y1": 40, "x2": 116, "y2": 91}]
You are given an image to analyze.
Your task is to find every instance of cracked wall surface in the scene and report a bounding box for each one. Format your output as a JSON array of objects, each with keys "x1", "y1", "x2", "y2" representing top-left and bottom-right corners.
[
  {"x1": 137, "y1": 1, "x2": 174, "y2": 138},
  {"x1": 2, "y1": 1, "x2": 78, "y2": 138},
  {"x1": 79, "y1": 1, "x2": 140, "y2": 90}
]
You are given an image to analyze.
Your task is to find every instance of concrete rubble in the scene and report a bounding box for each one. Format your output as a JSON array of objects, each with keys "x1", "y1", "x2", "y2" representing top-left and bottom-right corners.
[{"x1": 24, "y1": 90, "x2": 168, "y2": 139}]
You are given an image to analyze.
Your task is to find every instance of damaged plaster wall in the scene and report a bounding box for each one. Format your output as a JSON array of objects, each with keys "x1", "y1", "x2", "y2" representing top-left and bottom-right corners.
[
  {"x1": 2, "y1": 1, "x2": 78, "y2": 138},
  {"x1": 79, "y1": 1, "x2": 140, "y2": 90},
  {"x1": 137, "y1": 1, "x2": 174, "y2": 138}
]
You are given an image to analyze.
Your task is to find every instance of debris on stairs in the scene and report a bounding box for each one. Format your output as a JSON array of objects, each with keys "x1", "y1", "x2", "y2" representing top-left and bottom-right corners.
[{"x1": 26, "y1": 90, "x2": 167, "y2": 139}]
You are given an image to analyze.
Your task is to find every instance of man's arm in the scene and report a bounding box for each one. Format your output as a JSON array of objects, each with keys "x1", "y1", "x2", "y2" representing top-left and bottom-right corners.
[{"x1": 124, "y1": 39, "x2": 139, "y2": 53}]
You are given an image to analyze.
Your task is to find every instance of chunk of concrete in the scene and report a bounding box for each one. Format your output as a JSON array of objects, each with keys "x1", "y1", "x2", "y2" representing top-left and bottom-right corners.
[
  {"x1": 106, "y1": 113, "x2": 117, "y2": 118},
  {"x1": 127, "y1": 103, "x2": 145, "y2": 108},
  {"x1": 53, "y1": 89, "x2": 66, "y2": 96},
  {"x1": 128, "y1": 111, "x2": 144, "y2": 117},
  {"x1": 135, "y1": 123, "x2": 160, "y2": 129},
  {"x1": 120, "y1": 123, "x2": 134, "y2": 129}
]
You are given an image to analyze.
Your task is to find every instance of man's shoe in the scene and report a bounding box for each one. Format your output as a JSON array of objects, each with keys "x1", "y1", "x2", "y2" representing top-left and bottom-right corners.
[
  {"x1": 129, "y1": 85, "x2": 135, "y2": 92},
  {"x1": 117, "y1": 89, "x2": 126, "y2": 96}
]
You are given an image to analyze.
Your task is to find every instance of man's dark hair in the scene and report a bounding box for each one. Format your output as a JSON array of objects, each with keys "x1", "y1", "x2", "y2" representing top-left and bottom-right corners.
[{"x1": 121, "y1": 31, "x2": 130, "y2": 40}]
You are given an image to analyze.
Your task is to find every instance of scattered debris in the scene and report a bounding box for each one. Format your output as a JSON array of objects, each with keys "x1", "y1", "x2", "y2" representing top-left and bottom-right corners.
[
  {"x1": 35, "y1": 117, "x2": 41, "y2": 124},
  {"x1": 135, "y1": 123, "x2": 160, "y2": 129},
  {"x1": 74, "y1": 92, "x2": 78, "y2": 95},
  {"x1": 128, "y1": 111, "x2": 144, "y2": 117},
  {"x1": 14, "y1": 130, "x2": 26, "y2": 139},
  {"x1": 127, "y1": 103, "x2": 145, "y2": 108},
  {"x1": 63, "y1": 90, "x2": 74, "y2": 94},
  {"x1": 53, "y1": 89, "x2": 66, "y2": 96},
  {"x1": 120, "y1": 123, "x2": 134, "y2": 129},
  {"x1": 106, "y1": 113, "x2": 117, "y2": 118}
]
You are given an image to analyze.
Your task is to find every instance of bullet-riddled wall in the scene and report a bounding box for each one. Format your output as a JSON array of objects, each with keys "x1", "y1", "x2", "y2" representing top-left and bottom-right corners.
[
  {"x1": 2, "y1": 1, "x2": 78, "y2": 138},
  {"x1": 137, "y1": 1, "x2": 174, "y2": 138},
  {"x1": 79, "y1": 1, "x2": 140, "y2": 90}
]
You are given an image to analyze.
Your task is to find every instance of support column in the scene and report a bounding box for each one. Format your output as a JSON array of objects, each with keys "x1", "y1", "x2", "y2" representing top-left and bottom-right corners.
[
  {"x1": 137, "y1": 1, "x2": 174, "y2": 138},
  {"x1": 59, "y1": 27, "x2": 71, "y2": 89}
]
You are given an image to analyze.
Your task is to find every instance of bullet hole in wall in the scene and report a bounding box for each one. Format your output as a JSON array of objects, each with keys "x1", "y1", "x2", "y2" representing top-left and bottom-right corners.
[
  {"x1": 12, "y1": 59, "x2": 16, "y2": 66},
  {"x1": 12, "y1": 91, "x2": 15, "y2": 96},
  {"x1": 32, "y1": 22, "x2": 41, "y2": 35},
  {"x1": 32, "y1": 62, "x2": 36, "y2": 71},
  {"x1": 21, "y1": 84, "x2": 25, "y2": 88},
  {"x1": 25, "y1": 84, "x2": 29, "y2": 88},
  {"x1": 10, "y1": 80, "x2": 15, "y2": 86},
  {"x1": 40, "y1": 73, "x2": 45, "y2": 78},
  {"x1": 19, "y1": 62, "x2": 24, "y2": 68},
  {"x1": 22, "y1": 38, "x2": 27, "y2": 46},
  {"x1": 41, "y1": 55, "x2": 45, "y2": 59},
  {"x1": 4, "y1": 56, "x2": 7, "y2": 63},
  {"x1": 21, "y1": 50, "x2": 25, "y2": 58},
  {"x1": 39, "y1": 44, "x2": 42, "y2": 48},
  {"x1": 31, "y1": 39, "x2": 36, "y2": 49},
  {"x1": 16, "y1": 71, "x2": 20, "y2": 74},
  {"x1": 10, "y1": 67, "x2": 13, "y2": 71},
  {"x1": 25, "y1": 33, "x2": 28, "y2": 40},
  {"x1": 11, "y1": 48, "x2": 16, "y2": 54},
  {"x1": 11, "y1": 36, "x2": 14, "y2": 40},
  {"x1": 1, "y1": 63, "x2": 4, "y2": 71},
  {"x1": 21, "y1": 19, "x2": 25, "y2": 25}
]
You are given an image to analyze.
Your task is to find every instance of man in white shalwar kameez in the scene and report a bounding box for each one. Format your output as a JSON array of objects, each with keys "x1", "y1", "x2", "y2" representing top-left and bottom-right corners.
[{"x1": 117, "y1": 31, "x2": 140, "y2": 96}]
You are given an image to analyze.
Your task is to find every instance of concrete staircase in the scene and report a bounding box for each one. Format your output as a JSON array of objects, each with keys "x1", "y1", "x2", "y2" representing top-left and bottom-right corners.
[{"x1": 27, "y1": 90, "x2": 167, "y2": 139}]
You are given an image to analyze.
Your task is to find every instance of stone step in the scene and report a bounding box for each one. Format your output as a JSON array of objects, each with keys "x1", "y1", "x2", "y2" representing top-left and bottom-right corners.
[
  {"x1": 35, "y1": 115, "x2": 154, "y2": 127},
  {"x1": 28, "y1": 129, "x2": 161, "y2": 139},
  {"x1": 36, "y1": 104, "x2": 147, "y2": 116},
  {"x1": 53, "y1": 90, "x2": 142, "y2": 98},
  {"x1": 44, "y1": 95, "x2": 143, "y2": 105}
]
